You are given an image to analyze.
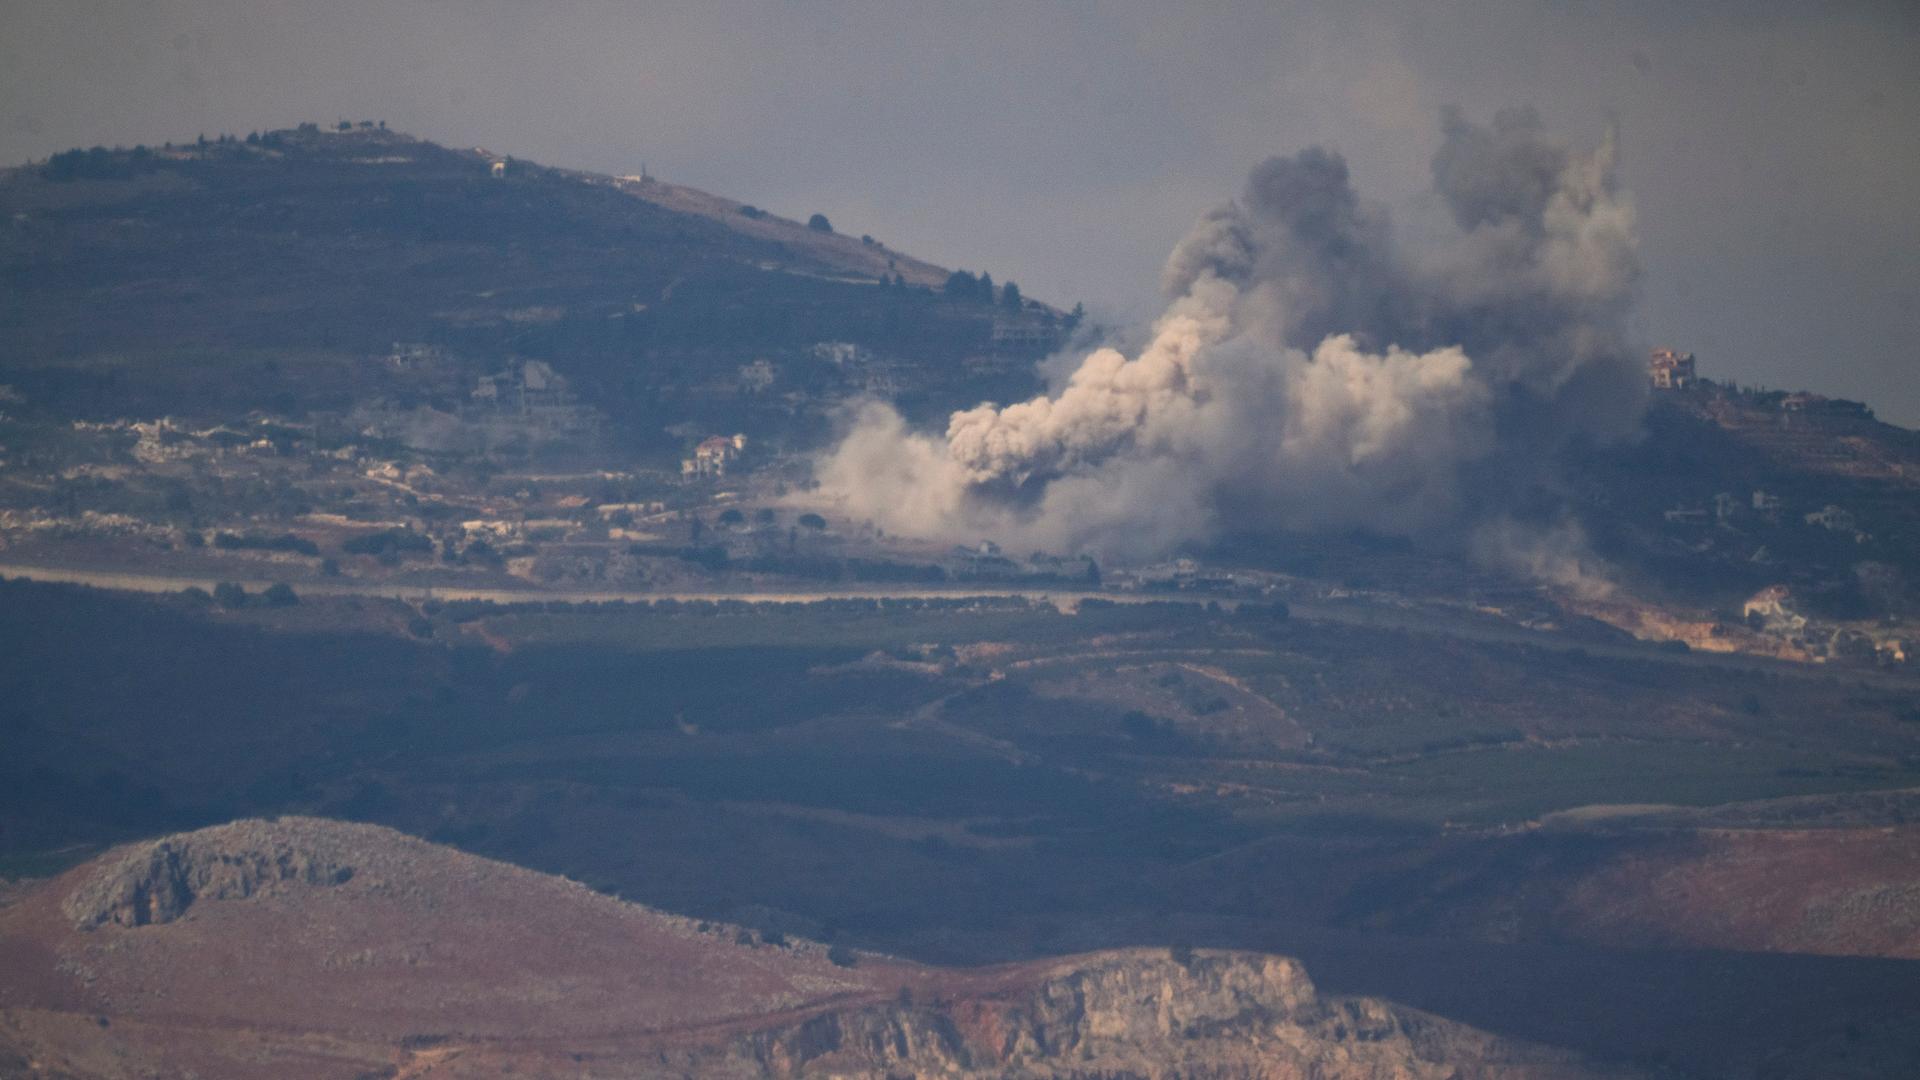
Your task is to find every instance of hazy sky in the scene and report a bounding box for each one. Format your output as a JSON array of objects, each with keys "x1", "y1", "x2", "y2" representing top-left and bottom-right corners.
[{"x1": 4, "y1": 1, "x2": 1917, "y2": 423}]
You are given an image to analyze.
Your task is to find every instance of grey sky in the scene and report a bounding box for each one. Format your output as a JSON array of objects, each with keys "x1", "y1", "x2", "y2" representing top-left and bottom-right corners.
[{"x1": 4, "y1": 1, "x2": 1916, "y2": 424}]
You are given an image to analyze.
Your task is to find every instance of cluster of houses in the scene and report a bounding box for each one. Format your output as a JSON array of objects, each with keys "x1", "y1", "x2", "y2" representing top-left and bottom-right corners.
[
  {"x1": 1662, "y1": 488, "x2": 1868, "y2": 543},
  {"x1": 1742, "y1": 584, "x2": 1907, "y2": 666}
]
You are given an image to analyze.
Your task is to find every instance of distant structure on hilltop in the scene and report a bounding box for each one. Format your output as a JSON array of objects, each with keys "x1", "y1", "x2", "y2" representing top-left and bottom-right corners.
[{"x1": 1649, "y1": 347, "x2": 1697, "y2": 390}]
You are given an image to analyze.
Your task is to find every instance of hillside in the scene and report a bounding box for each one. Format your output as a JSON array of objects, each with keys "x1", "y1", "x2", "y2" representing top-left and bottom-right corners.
[
  {"x1": 1335, "y1": 803, "x2": 1920, "y2": 959},
  {"x1": 1544, "y1": 382, "x2": 1920, "y2": 660},
  {"x1": 0, "y1": 125, "x2": 1064, "y2": 449},
  {"x1": 0, "y1": 817, "x2": 1624, "y2": 1079}
]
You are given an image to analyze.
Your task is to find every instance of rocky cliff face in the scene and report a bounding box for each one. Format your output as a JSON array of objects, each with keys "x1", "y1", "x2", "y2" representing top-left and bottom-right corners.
[
  {"x1": 61, "y1": 818, "x2": 356, "y2": 929},
  {"x1": 706, "y1": 950, "x2": 1619, "y2": 1079}
]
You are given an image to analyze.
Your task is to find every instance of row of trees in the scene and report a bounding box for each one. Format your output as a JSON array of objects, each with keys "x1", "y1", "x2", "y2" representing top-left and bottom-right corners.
[{"x1": 943, "y1": 270, "x2": 1024, "y2": 310}]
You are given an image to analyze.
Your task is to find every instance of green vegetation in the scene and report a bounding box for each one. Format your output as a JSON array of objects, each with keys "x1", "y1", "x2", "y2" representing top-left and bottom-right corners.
[
  {"x1": 1, "y1": 129, "x2": 1057, "y2": 445},
  {"x1": 341, "y1": 529, "x2": 434, "y2": 557},
  {"x1": 214, "y1": 532, "x2": 320, "y2": 556}
]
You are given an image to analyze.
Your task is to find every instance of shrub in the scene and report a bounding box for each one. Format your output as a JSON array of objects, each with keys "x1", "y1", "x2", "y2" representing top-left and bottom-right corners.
[
  {"x1": 827, "y1": 944, "x2": 858, "y2": 968},
  {"x1": 806, "y1": 213, "x2": 833, "y2": 233},
  {"x1": 798, "y1": 513, "x2": 827, "y2": 531},
  {"x1": 262, "y1": 582, "x2": 299, "y2": 607},
  {"x1": 213, "y1": 582, "x2": 249, "y2": 608},
  {"x1": 213, "y1": 532, "x2": 319, "y2": 556},
  {"x1": 342, "y1": 529, "x2": 434, "y2": 557}
]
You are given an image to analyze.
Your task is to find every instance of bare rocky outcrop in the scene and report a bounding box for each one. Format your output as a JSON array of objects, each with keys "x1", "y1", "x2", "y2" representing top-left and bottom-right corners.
[
  {"x1": 704, "y1": 950, "x2": 1622, "y2": 1079},
  {"x1": 61, "y1": 818, "x2": 357, "y2": 929}
]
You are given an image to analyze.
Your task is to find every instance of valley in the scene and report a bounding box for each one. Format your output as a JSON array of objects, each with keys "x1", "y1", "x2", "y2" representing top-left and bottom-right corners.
[{"x1": 1, "y1": 120, "x2": 1917, "y2": 1078}]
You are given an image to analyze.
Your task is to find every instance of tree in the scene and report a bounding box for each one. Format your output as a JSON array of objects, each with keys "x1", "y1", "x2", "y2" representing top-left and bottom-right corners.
[
  {"x1": 977, "y1": 273, "x2": 994, "y2": 303},
  {"x1": 798, "y1": 512, "x2": 827, "y2": 531},
  {"x1": 718, "y1": 508, "x2": 745, "y2": 526},
  {"x1": 944, "y1": 270, "x2": 979, "y2": 299},
  {"x1": 1001, "y1": 280, "x2": 1023, "y2": 310},
  {"x1": 807, "y1": 213, "x2": 833, "y2": 233},
  {"x1": 262, "y1": 582, "x2": 299, "y2": 607},
  {"x1": 827, "y1": 944, "x2": 858, "y2": 968},
  {"x1": 213, "y1": 582, "x2": 249, "y2": 608}
]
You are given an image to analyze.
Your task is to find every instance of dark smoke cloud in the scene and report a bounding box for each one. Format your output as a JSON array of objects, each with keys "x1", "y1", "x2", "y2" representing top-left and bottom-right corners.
[{"x1": 818, "y1": 109, "x2": 1644, "y2": 569}]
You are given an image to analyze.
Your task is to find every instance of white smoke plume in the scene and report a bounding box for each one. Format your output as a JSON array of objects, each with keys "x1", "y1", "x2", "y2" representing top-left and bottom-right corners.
[{"x1": 817, "y1": 108, "x2": 1645, "y2": 564}]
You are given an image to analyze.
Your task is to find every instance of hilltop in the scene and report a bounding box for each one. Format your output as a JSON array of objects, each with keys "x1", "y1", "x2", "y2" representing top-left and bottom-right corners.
[
  {"x1": 0, "y1": 817, "x2": 1623, "y2": 1079},
  {"x1": 0, "y1": 123, "x2": 1068, "y2": 450}
]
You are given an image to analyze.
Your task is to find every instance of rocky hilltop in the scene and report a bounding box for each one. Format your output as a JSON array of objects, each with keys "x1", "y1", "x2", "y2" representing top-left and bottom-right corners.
[
  {"x1": 61, "y1": 818, "x2": 356, "y2": 929},
  {"x1": 701, "y1": 950, "x2": 1614, "y2": 1080},
  {"x1": 0, "y1": 818, "x2": 1627, "y2": 1079}
]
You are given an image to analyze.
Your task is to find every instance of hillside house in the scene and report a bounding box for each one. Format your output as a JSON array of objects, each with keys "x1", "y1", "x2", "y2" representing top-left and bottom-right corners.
[
  {"x1": 472, "y1": 360, "x2": 569, "y2": 412},
  {"x1": 1803, "y1": 504, "x2": 1858, "y2": 533},
  {"x1": 1649, "y1": 348, "x2": 1696, "y2": 390},
  {"x1": 1743, "y1": 585, "x2": 1808, "y2": 637},
  {"x1": 991, "y1": 321, "x2": 1062, "y2": 350},
  {"x1": 1780, "y1": 392, "x2": 1872, "y2": 419},
  {"x1": 682, "y1": 434, "x2": 748, "y2": 479},
  {"x1": 386, "y1": 342, "x2": 448, "y2": 371}
]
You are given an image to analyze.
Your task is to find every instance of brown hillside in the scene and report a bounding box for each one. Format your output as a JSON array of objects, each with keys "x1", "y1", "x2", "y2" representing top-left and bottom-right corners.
[{"x1": 0, "y1": 817, "x2": 1627, "y2": 1079}]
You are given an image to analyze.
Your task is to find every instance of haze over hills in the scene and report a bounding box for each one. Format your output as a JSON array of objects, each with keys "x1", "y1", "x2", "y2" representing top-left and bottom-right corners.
[{"x1": 0, "y1": 114, "x2": 1918, "y2": 1080}]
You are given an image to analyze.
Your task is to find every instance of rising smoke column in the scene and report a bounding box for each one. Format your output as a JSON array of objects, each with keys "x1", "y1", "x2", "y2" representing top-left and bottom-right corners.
[{"x1": 817, "y1": 108, "x2": 1644, "y2": 561}]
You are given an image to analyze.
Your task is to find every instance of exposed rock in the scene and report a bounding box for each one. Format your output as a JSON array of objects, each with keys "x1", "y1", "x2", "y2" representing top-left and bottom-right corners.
[
  {"x1": 701, "y1": 949, "x2": 1621, "y2": 1079},
  {"x1": 24, "y1": 821, "x2": 1628, "y2": 1078},
  {"x1": 62, "y1": 818, "x2": 356, "y2": 929}
]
